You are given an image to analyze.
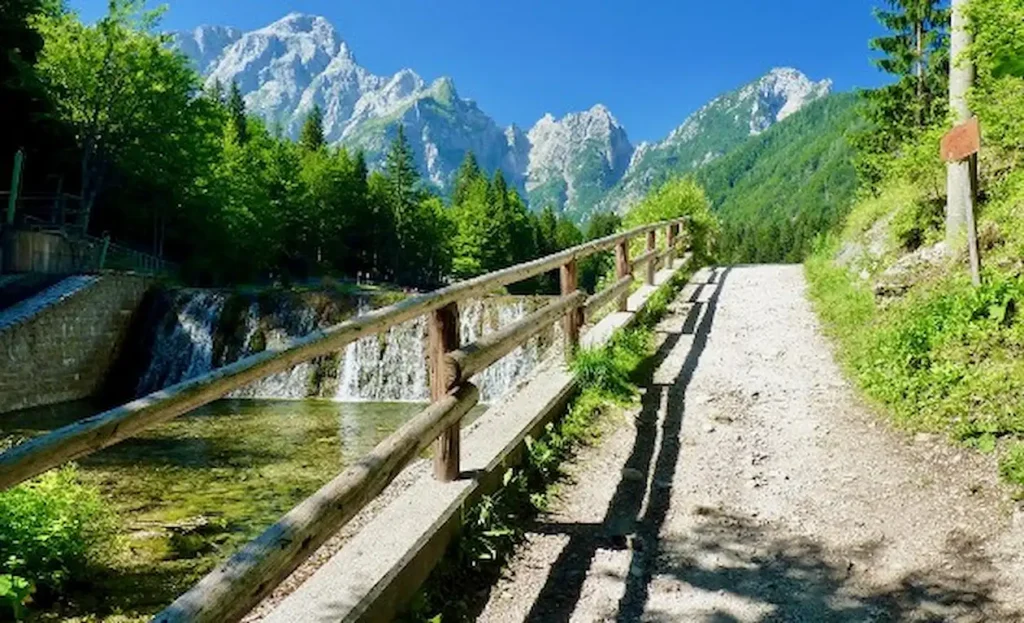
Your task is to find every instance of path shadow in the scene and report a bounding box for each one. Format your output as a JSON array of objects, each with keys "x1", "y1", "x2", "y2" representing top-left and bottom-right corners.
[
  {"x1": 639, "y1": 506, "x2": 1017, "y2": 622},
  {"x1": 518, "y1": 265, "x2": 1017, "y2": 622},
  {"x1": 522, "y1": 267, "x2": 729, "y2": 622}
]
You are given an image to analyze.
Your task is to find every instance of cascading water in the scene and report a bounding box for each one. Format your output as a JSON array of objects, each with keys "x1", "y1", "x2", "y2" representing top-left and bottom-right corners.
[
  {"x1": 136, "y1": 291, "x2": 226, "y2": 395},
  {"x1": 334, "y1": 298, "x2": 553, "y2": 403},
  {"x1": 228, "y1": 301, "x2": 319, "y2": 400},
  {"x1": 134, "y1": 289, "x2": 557, "y2": 404}
]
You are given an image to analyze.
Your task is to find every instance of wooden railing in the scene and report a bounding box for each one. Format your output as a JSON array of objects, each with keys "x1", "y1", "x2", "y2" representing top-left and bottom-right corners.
[{"x1": 0, "y1": 216, "x2": 689, "y2": 623}]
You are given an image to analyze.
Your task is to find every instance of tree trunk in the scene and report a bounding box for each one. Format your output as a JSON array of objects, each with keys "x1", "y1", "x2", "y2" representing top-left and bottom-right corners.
[
  {"x1": 946, "y1": 0, "x2": 974, "y2": 246},
  {"x1": 916, "y1": 19, "x2": 925, "y2": 126}
]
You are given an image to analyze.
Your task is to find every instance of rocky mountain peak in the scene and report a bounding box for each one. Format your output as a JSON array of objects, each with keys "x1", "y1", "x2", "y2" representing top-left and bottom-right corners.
[
  {"x1": 171, "y1": 25, "x2": 241, "y2": 74},
  {"x1": 263, "y1": 13, "x2": 335, "y2": 41},
  {"x1": 173, "y1": 15, "x2": 833, "y2": 223},
  {"x1": 525, "y1": 105, "x2": 634, "y2": 219},
  {"x1": 745, "y1": 67, "x2": 832, "y2": 133},
  {"x1": 599, "y1": 67, "x2": 832, "y2": 215}
]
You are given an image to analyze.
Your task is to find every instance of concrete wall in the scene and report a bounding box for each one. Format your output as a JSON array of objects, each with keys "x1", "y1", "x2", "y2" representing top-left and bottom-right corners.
[{"x1": 0, "y1": 274, "x2": 151, "y2": 413}]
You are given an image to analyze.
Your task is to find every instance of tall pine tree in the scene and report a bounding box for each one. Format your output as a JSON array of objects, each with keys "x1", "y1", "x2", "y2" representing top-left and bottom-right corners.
[
  {"x1": 870, "y1": 0, "x2": 950, "y2": 124},
  {"x1": 227, "y1": 81, "x2": 248, "y2": 144},
  {"x1": 299, "y1": 104, "x2": 325, "y2": 152},
  {"x1": 452, "y1": 152, "x2": 481, "y2": 206},
  {"x1": 855, "y1": 0, "x2": 950, "y2": 186}
]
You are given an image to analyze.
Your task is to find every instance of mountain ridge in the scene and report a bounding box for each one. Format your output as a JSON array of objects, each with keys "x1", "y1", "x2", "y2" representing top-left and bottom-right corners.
[{"x1": 173, "y1": 13, "x2": 832, "y2": 220}]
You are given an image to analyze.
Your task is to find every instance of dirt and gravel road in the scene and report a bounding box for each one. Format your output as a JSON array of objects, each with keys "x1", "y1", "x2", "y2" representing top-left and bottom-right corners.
[{"x1": 477, "y1": 264, "x2": 1024, "y2": 623}]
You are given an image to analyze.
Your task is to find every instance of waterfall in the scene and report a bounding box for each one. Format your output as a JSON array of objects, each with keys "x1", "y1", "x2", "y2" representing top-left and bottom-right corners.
[
  {"x1": 334, "y1": 298, "x2": 552, "y2": 403},
  {"x1": 136, "y1": 291, "x2": 226, "y2": 395},
  {"x1": 134, "y1": 289, "x2": 557, "y2": 404},
  {"x1": 229, "y1": 302, "x2": 319, "y2": 400}
]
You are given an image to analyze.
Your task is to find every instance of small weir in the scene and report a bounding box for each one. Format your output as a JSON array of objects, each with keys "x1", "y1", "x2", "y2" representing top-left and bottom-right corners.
[{"x1": 134, "y1": 288, "x2": 558, "y2": 403}]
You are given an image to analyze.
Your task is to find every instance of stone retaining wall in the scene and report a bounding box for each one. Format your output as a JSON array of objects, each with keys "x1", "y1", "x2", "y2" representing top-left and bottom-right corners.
[{"x1": 0, "y1": 274, "x2": 151, "y2": 413}]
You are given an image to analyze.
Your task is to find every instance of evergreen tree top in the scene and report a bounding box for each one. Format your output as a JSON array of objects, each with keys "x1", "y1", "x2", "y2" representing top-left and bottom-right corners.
[{"x1": 299, "y1": 104, "x2": 325, "y2": 152}]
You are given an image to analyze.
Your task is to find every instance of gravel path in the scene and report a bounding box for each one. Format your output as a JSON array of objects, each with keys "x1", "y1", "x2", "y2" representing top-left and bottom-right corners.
[{"x1": 478, "y1": 265, "x2": 1024, "y2": 623}]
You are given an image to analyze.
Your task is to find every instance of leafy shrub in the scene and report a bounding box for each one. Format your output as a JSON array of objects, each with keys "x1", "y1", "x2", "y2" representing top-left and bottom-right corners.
[
  {"x1": 808, "y1": 236, "x2": 1024, "y2": 483},
  {"x1": 623, "y1": 177, "x2": 720, "y2": 264},
  {"x1": 999, "y1": 443, "x2": 1024, "y2": 489},
  {"x1": 890, "y1": 196, "x2": 944, "y2": 251},
  {"x1": 0, "y1": 466, "x2": 116, "y2": 608},
  {"x1": 966, "y1": 0, "x2": 1024, "y2": 157}
]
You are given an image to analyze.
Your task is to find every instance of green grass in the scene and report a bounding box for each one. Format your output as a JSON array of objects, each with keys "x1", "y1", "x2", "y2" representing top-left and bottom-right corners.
[
  {"x1": 805, "y1": 171, "x2": 1024, "y2": 494},
  {"x1": 999, "y1": 443, "x2": 1024, "y2": 490}
]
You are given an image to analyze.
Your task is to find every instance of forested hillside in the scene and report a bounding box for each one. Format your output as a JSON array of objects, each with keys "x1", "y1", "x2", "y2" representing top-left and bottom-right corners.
[
  {"x1": 699, "y1": 93, "x2": 861, "y2": 263},
  {"x1": 596, "y1": 68, "x2": 832, "y2": 217}
]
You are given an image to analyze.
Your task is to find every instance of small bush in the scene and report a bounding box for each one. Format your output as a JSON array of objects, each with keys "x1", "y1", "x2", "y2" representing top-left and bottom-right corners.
[
  {"x1": 0, "y1": 466, "x2": 116, "y2": 608},
  {"x1": 623, "y1": 177, "x2": 720, "y2": 264},
  {"x1": 890, "y1": 196, "x2": 943, "y2": 251},
  {"x1": 999, "y1": 444, "x2": 1024, "y2": 489}
]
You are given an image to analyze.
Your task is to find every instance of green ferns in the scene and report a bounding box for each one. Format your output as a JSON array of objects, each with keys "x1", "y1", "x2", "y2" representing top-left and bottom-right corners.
[{"x1": 0, "y1": 466, "x2": 116, "y2": 617}]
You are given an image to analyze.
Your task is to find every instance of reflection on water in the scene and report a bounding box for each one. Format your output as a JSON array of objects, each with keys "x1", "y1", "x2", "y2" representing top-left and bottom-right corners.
[{"x1": 0, "y1": 399, "x2": 484, "y2": 621}]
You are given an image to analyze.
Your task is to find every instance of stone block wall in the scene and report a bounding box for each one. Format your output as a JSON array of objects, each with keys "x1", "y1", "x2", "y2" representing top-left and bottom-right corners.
[{"x1": 0, "y1": 274, "x2": 151, "y2": 413}]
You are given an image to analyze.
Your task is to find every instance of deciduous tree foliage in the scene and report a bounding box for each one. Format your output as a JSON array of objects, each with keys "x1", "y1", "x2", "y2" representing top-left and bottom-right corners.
[{"x1": 7, "y1": 0, "x2": 686, "y2": 292}]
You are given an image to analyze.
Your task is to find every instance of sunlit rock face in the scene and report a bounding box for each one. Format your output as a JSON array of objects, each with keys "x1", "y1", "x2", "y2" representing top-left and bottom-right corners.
[{"x1": 175, "y1": 15, "x2": 829, "y2": 219}]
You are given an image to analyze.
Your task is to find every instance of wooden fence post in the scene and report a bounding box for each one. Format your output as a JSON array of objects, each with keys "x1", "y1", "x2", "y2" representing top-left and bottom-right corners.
[
  {"x1": 560, "y1": 259, "x2": 581, "y2": 360},
  {"x1": 429, "y1": 302, "x2": 460, "y2": 481},
  {"x1": 615, "y1": 241, "x2": 630, "y2": 312},
  {"x1": 645, "y1": 230, "x2": 657, "y2": 285},
  {"x1": 666, "y1": 224, "x2": 676, "y2": 266}
]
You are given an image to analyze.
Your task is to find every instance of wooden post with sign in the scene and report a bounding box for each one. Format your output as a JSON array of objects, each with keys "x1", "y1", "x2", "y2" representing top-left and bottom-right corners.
[{"x1": 941, "y1": 116, "x2": 981, "y2": 286}]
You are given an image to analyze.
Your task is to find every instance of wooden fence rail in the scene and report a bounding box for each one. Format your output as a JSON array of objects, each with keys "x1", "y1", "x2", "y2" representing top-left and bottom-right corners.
[{"x1": 0, "y1": 215, "x2": 690, "y2": 623}]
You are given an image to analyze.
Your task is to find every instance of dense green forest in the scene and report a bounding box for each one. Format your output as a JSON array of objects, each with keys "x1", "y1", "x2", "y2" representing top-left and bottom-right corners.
[
  {"x1": 700, "y1": 93, "x2": 861, "y2": 263},
  {"x1": 1, "y1": 0, "x2": 627, "y2": 290}
]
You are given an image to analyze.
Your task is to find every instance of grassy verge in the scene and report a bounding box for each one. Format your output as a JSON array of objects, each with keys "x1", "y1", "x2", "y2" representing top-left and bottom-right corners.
[
  {"x1": 805, "y1": 176, "x2": 1024, "y2": 496},
  {"x1": 402, "y1": 266, "x2": 692, "y2": 622}
]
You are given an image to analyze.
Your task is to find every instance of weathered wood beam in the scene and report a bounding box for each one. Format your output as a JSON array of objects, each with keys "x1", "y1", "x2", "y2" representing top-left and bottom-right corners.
[
  {"x1": 615, "y1": 241, "x2": 630, "y2": 312},
  {"x1": 583, "y1": 276, "x2": 633, "y2": 323},
  {"x1": 444, "y1": 291, "x2": 585, "y2": 386},
  {"x1": 629, "y1": 249, "x2": 658, "y2": 273},
  {"x1": 645, "y1": 230, "x2": 657, "y2": 285},
  {"x1": 151, "y1": 383, "x2": 480, "y2": 623},
  {"x1": 560, "y1": 261, "x2": 582, "y2": 360},
  {"x1": 429, "y1": 303, "x2": 461, "y2": 482}
]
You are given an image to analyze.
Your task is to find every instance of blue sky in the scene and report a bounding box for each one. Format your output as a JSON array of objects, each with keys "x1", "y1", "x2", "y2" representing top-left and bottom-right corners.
[{"x1": 69, "y1": 0, "x2": 889, "y2": 142}]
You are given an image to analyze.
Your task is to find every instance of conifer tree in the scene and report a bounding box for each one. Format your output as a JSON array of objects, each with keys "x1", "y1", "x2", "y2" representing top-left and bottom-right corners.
[
  {"x1": 227, "y1": 81, "x2": 248, "y2": 144},
  {"x1": 452, "y1": 152, "x2": 482, "y2": 206},
  {"x1": 855, "y1": 0, "x2": 950, "y2": 185},
  {"x1": 207, "y1": 78, "x2": 225, "y2": 103},
  {"x1": 299, "y1": 104, "x2": 325, "y2": 152},
  {"x1": 384, "y1": 125, "x2": 419, "y2": 209},
  {"x1": 870, "y1": 0, "x2": 950, "y2": 124}
]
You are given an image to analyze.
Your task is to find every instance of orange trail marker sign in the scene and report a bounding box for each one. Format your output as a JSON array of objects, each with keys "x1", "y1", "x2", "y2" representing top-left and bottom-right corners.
[{"x1": 941, "y1": 116, "x2": 980, "y2": 162}]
